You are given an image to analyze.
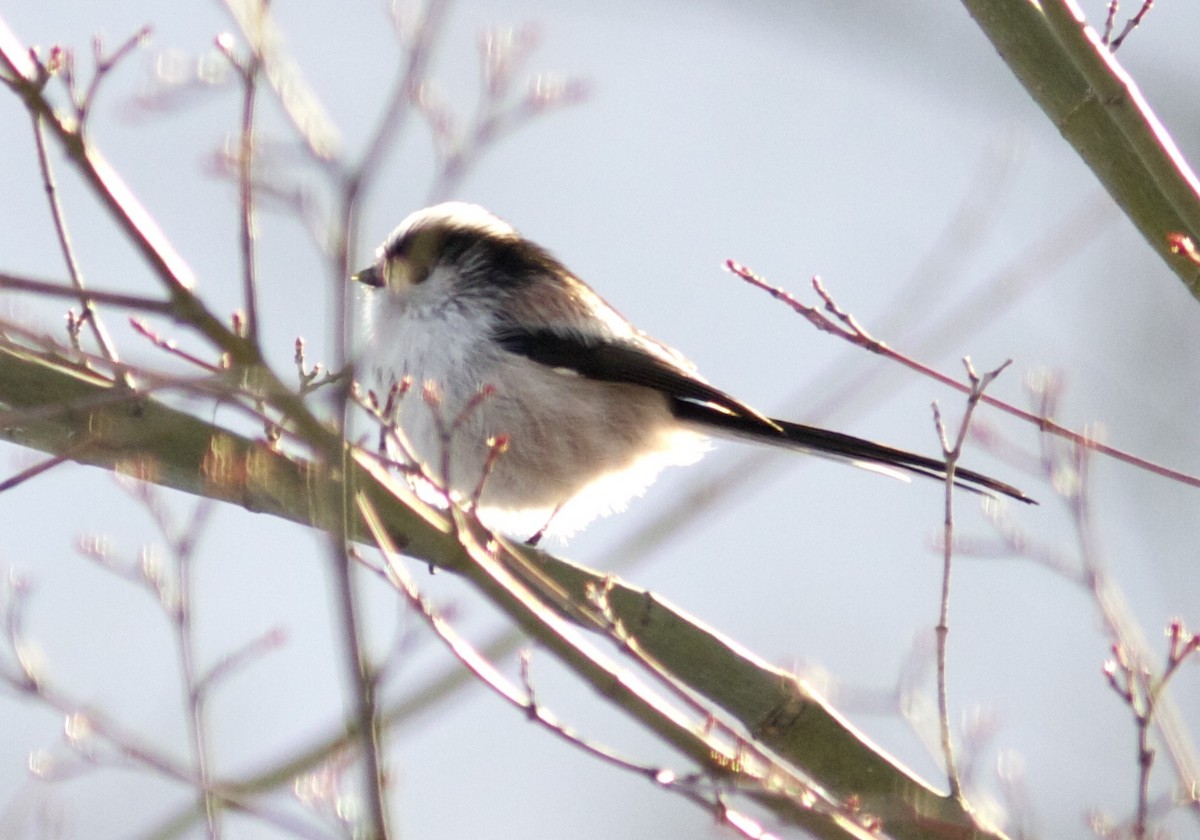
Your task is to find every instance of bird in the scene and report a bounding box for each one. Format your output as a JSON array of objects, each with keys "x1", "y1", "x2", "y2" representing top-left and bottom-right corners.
[{"x1": 353, "y1": 202, "x2": 1032, "y2": 541}]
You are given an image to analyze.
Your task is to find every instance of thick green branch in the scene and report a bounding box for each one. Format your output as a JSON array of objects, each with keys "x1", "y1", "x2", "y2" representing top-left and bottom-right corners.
[
  {"x1": 0, "y1": 344, "x2": 1007, "y2": 840},
  {"x1": 960, "y1": 0, "x2": 1200, "y2": 300}
]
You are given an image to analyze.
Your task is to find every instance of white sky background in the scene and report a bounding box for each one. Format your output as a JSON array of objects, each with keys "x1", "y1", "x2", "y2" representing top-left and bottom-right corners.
[{"x1": 2, "y1": 1, "x2": 1200, "y2": 838}]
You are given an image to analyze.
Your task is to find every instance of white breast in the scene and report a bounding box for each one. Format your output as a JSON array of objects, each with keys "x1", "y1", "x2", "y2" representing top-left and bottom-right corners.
[{"x1": 357, "y1": 278, "x2": 707, "y2": 539}]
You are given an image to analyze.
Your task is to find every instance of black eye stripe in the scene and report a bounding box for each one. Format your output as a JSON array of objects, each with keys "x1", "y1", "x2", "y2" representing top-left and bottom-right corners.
[
  {"x1": 383, "y1": 237, "x2": 412, "y2": 262},
  {"x1": 378, "y1": 225, "x2": 567, "y2": 290}
]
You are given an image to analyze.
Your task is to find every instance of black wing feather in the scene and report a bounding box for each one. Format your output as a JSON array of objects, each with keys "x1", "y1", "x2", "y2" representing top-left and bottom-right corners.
[{"x1": 494, "y1": 326, "x2": 775, "y2": 425}]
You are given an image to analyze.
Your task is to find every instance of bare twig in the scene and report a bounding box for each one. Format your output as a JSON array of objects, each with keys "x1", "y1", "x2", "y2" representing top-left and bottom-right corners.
[
  {"x1": 39, "y1": 29, "x2": 151, "y2": 133},
  {"x1": 403, "y1": 380, "x2": 500, "y2": 511},
  {"x1": 174, "y1": 508, "x2": 221, "y2": 837},
  {"x1": 330, "y1": 0, "x2": 452, "y2": 399},
  {"x1": 309, "y1": 12, "x2": 460, "y2": 827},
  {"x1": 330, "y1": 531, "x2": 391, "y2": 840},
  {"x1": 0, "y1": 567, "x2": 331, "y2": 839},
  {"x1": 975, "y1": 377, "x2": 1200, "y2": 826},
  {"x1": 215, "y1": 30, "x2": 263, "y2": 346},
  {"x1": 130, "y1": 318, "x2": 226, "y2": 373},
  {"x1": 294, "y1": 337, "x2": 345, "y2": 396},
  {"x1": 726, "y1": 260, "x2": 1200, "y2": 491},
  {"x1": 0, "y1": 271, "x2": 176, "y2": 315},
  {"x1": 165, "y1": 498, "x2": 221, "y2": 838},
  {"x1": 348, "y1": 0, "x2": 451, "y2": 196},
  {"x1": 195, "y1": 627, "x2": 288, "y2": 697},
  {"x1": 80, "y1": 30, "x2": 152, "y2": 127},
  {"x1": 0, "y1": 23, "x2": 265, "y2": 368},
  {"x1": 470, "y1": 434, "x2": 510, "y2": 509},
  {"x1": 219, "y1": 0, "x2": 339, "y2": 161},
  {"x1": 28, "y1": 114, "x2": 125, "y2": 376},
  {"x1": 1104, "y1": 620, "x2": 1200, "y2": 839},
  {"x1": 929, "y1": 358, "x2": 1011, "y2": 800},
  {"x1": 361, "y1": 497, "x2": 665, "y2": 778},
  {"x1": 353, "y1": 378, "x2": 421, "y2": 470},
  {"x1": 0, "y1": 449, "x2": 77, "y2": 493},
  {"x1": 88, "y1": 481, "x2": 225, "y2": 836},
  {"x1": 1102, "y1": 0, "x2": 1120, "y2": 44},
  {"x1": 320, "y1": 427, "x2": 393, "y2": 839},
  {"x1": 312, "y1": 24, "x2": 591, "y2": 829},
  {"x1": 356, "y1": 496, "x2": 810, "y2": 840},
  {"x1": 422, "y1": 24, "x2": 588, "y2": 202},
  {"x1": 1106, "y1": 0, "x2": 1157, "y2": 50}
]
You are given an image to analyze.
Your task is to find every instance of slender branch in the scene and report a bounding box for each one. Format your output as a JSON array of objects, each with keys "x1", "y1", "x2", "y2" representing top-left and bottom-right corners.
[
  {"x1": 218, "y1": 0, "x2": 340, "y2": 161},
  {"x1": 1104, "y1": 619, "x2": 1200, "y2": 839},
  {"x1": 77, "y1": 29, "x2": 152, "y2": 129},
  {"x1": 196, "y1": 628, "x2": 288, "y2": 700},
  {"x1": 130, "y1": 318, "x2": 227, "y2": 373},
  {"x1": 0, "y1": 21, "x2": 259, "y2": 366},
  {"x1": 984, "y1": 378, "x2": 1200, "y2": 824},
  {"x1": 303, "y1": 26, "x2": 588, "y2": 831},
  {"x1": 929, "y1": 423, "x2": 960, "y2": 800},
  {"x1": 358, "y1": 496, "x2": 786, "y2": 840},
  {"x1": 308, "y1": 10, "x2": 453, "y2": 834},
  {"x1": 169, "y1": 500, "x2": 222, "y2": 839},
  {"x1": 727, "y1": 260, "x2": 1200, "y2": 491},
  {"x1": 117, "y1": 484, "x2": 225, "y2": 837},
  {"x1": 215, "y1": 30, "x2": 263, "y2": 347},
  {"x1": 422, "y1": 25, "x2": 587, "y2": 202},
  {"x1": 0, "y1": 441, "x2": 93, "y2": 493},
  {"x1": 1101, "y1": 0, "x2": 1120, "y2": 44},
  {"x1": 1062, "y1": 438, "x2": 1200, "y2": 828},
  {"x1": 331, "y1": 0, "x2": 452, "y2": 376},
  {"x1": 285, "y1": 20, "x2": 455, "y2": 830},
  {"x1": 327, "y1": 524, "x2": 391, "y2": 839},
  {"x1": 347, "y1": 0, "x2": 451, "y2": 197},
  {"x1": 29, "y1": 113, "x2": 125, "y2": 373},
  {"x1": 359, "y1": 497, "x2": 668, "y2": 779},
  {"x1": 929, "y1": 358, "x2": 1011, "y2": 801},
  {"x1": 0, "y1": 272, "x2": 177, "y2": 315},
  {"x1": 1107, "y1": 0, "x2": 1157, "y2": 51},
  {"x1": 0, "y1": 582, "x2": 329, "y2": 839}
]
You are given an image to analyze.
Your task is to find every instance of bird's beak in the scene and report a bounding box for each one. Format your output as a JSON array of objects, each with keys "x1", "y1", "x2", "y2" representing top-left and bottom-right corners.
[{"x1": 352, "y1": 265, "x2": 384, "y2": 288}]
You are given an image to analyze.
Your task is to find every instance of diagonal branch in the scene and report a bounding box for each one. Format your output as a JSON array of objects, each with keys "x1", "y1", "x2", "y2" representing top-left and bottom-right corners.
[
  {"x1": 727, "y1": 260, "x2": 1200, "y2": 491},
  {"x1": 0, "y1": 18, "x2": 256, "y2": 364},
  {"x1": 959, "y1": 0, "x2": 1200, "y2": 300},
  {"x1": 0, "y1": 272, "x2": 177, "y2": 316},
  {"x1": 0, "y1": 341, "x2": 1010, "y2": 840}
]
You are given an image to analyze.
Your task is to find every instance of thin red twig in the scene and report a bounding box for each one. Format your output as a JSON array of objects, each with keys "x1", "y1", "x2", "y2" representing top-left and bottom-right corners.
[{"x1": 726, "y1": 260, "x2": 1200, "y2": 491}]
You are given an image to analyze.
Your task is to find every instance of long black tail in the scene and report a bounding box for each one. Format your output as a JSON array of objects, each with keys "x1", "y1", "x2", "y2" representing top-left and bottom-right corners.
[{"x1": 672, "y1": 400, "x2": 1035, "y2": 505}]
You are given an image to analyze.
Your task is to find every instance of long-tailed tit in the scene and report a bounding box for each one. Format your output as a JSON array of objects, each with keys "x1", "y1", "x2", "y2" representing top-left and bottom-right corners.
[{"x1": 354, "y1": 202, "x2": 1032, "y2": 540}]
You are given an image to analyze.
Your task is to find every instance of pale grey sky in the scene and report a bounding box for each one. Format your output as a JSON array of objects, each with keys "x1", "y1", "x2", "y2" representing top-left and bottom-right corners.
[{"x1": 2, "y1": 2, "x2": 1200, "y2": 838}]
